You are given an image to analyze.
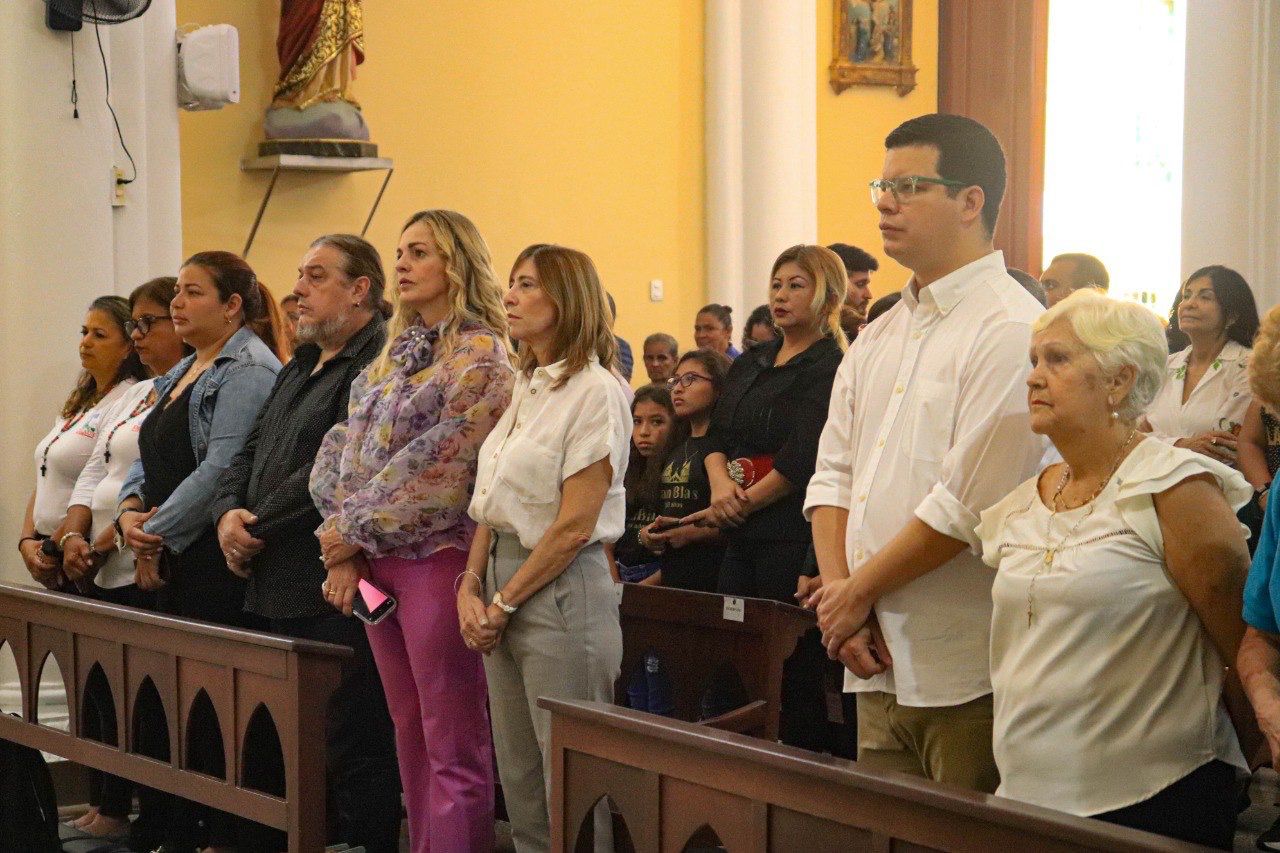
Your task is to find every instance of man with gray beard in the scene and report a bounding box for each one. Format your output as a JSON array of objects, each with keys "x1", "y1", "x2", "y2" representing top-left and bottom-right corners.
[{"x1": 211, "y1": 234, "x2": 399, "y2": 852}]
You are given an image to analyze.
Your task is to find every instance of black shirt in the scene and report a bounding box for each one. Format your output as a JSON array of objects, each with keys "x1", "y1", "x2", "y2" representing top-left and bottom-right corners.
[
  {"x1": 139, "y1": 384, "x2": 226, "y2": 593},
  {"x1": 656, "y1": 433, "x2": 723, "y2": 592},
  {"x1": 708, "y1": 335, "x2": 843, "y2": 542},
  {"x1": 211, "y1": 316, "x2": 386, "y2": 619},
  {"x1": 616, "y1": 501, "x2": 657, "y2": 568}
]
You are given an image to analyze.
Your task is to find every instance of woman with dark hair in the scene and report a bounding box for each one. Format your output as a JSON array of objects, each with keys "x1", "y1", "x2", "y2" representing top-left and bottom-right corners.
[
  {"x1": 694, "y1": 303, "x2": 742, "y2": 359},
  {"x1": 742, "y1": 304, "x2": 779, "y2": 349},
  {"x1": 15, "y1": 295, "x2": 145, "y2": 842},
  {"x1": 115, "y1": 252, "x2": 283, "y2": 851},
  {"x1": 616, "y1": 384, "x2": 676, "y2": 581},
  {"x1": 636, "y1": 348, "x2": 732, "y2": 592},
  {"x1": 58, "y1": 279, "x2": 186, "y2": 847},
  {"x1": 1142, "y1": 265, "x2": 1260, "y2": 468},
  {"x1": 18, "y1": 295, "x2": 145, "y2": 592},
  {"x1": 66, "y1": 279, "x2": 189, "y2": 596}
]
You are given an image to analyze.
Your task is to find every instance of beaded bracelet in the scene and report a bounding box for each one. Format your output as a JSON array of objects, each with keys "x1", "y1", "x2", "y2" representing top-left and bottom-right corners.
[{"x1": 58, "y1": 531, "x2": 86, "y2": 550}]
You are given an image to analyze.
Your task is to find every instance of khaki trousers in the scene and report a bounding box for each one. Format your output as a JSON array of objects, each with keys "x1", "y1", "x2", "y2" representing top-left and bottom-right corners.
[
  {"x1": 855, "y1": 690, "x2": 999, "y2": 793},
  {"x1": 483, "y1": 534, "x2": 623, "y2": 852}
]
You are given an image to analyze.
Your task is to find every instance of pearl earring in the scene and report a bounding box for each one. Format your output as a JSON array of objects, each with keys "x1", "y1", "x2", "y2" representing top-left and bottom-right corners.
[{"x1": 1111, "y1": 410, "x2": 1120, "y2": 420}]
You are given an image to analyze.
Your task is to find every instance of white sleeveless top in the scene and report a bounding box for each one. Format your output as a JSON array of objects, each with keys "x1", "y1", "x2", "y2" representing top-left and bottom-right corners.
[{"x1": 976, "y1": 438, "x2": 1248, "y2": 816}]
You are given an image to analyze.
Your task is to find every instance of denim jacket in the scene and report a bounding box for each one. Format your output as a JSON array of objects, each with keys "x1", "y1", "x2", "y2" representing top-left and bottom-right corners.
[{"x1": 120, "y1": 327, "x2": 281, "y2": 554}]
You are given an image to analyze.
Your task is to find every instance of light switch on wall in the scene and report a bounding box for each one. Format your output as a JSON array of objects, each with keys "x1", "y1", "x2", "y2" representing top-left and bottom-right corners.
[{"x1": 649, "y1": 279, "x2": 664, "y2": 302}]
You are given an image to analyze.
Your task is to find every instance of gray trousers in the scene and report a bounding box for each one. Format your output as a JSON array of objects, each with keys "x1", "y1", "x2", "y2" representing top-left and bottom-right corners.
[{"x1": 484, "y1": 534, "x2": 623, "y2": 852}]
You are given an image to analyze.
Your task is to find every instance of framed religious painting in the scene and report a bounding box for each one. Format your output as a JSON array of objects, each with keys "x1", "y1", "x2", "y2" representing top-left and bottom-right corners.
[{"x1": 829, "y1": 0, "x2": 918, "y2": 96}]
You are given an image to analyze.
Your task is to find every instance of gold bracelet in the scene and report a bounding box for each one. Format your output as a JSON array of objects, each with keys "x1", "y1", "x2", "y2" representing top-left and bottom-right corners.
[{"x1": 454, "y1": 569, "x2": 484, "y2": 594}]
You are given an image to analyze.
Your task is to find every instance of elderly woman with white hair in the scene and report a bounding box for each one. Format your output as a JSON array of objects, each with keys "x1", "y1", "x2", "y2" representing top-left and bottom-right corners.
[{"x1": 976, "y1": 290, "x2": 1250, "y2": 848}]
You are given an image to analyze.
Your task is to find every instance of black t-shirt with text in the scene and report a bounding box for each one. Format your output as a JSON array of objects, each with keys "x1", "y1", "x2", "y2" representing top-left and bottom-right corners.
[{"x1": 657, "y1": 434, "x2": 724, "y2": 592}]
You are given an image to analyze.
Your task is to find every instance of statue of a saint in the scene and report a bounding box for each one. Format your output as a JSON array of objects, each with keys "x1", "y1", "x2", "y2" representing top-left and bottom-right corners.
[{"x1": 264, "y1": 0, "x2": 372, "y2": 145}]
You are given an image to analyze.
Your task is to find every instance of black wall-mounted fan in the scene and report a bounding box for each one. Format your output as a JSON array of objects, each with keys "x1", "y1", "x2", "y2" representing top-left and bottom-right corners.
[{"x1": 45, "y1": 0, "x2": 152, "y2": 31}]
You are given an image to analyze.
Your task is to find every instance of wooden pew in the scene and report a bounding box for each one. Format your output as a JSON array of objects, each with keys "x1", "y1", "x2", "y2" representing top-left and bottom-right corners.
[
  {"x1": 543, "y1": 698, "x2": 1204, "y2": 852},
  {"x1": 0, "y1": 581, "x2": 348, "y2": 853},
  {"x1": 616, "y1": 584, "x2": 816, "y2": 740}
]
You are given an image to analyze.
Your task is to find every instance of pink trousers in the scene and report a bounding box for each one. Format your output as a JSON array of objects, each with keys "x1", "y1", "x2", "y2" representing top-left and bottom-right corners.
[{"x1": 366, "y1": 549, "x2": 494, "y2": 853}]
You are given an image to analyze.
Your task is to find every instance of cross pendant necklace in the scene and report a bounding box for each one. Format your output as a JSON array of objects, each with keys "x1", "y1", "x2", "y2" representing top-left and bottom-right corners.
[
  {"x1": 1026, "y1": 429, "x2": 1138, "y2": 627},
  {"x1": 40, "y1": 411, "x2": 87, "y2": 477}
]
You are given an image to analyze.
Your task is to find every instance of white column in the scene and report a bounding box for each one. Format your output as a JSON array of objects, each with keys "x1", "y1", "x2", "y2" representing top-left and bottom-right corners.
[
  {"x1": 1181, "y1": 0, "x2": 1280, "y2": 308},
  {"x1": 704, "y1": 0, "x2": 745, "y2": 318},
  {"x1": 705, "y1": 1, "x2": 818, "y2": 323},
  {"x1": 0, "y1": 0, "x2": 182, "y2": 584}
]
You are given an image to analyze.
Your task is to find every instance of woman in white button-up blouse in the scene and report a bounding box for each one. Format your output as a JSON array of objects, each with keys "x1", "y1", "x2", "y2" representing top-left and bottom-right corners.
[
  {"x1": 460, "y1": 244, "x2": 631, "y2": 852},
  {"x1": 1142, "y1": 266, "x2": 1260, "y2": 467}
]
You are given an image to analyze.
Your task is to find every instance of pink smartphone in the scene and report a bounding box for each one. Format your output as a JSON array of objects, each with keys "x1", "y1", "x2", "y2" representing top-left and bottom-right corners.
[{"x1": 352, "y1": 578, "x2": 397, "y2": 625}]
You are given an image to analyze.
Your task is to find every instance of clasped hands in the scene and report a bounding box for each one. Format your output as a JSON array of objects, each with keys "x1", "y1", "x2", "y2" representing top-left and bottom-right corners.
[
  {"x1": 678, "y1": 479, "x2": 751, "y2": 530},
  {"x1": 117, "y1": 507, "x2": 169, "y2": 590},
  {"x1": 315, "y1": 523, "x2": 369, "y2": 616},
  {"x1": 61, "y1": 527, "x2": 115, "y2": 582},
  {"x1": 804, "y1": 576, "x2": 894, "y2": 678},
  {"x1": 456, "y1": 576, "x2": 508, "y2": 655}
]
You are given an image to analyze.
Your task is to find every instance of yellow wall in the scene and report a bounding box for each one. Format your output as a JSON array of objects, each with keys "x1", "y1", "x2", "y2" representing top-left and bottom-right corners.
[
  {"x1": 816, "y1": 0, "x2": 939, "y2": 296},
  {"x1": 175, "y1": 2, "x2": 937, "y2": 346},
  {"x1": 176, "y1": 1, "x2": 706, "y2": 360}
]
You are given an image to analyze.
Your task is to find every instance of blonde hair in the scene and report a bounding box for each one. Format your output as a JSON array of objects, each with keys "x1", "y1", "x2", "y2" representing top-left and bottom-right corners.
[
  {"x1": 367, "y1": 210, "x2": 510, "y2": 382},
  {"x1": 769, "y1": 245, "x2": 849, "y2": 351},
  {"x1": 1251, "y1": 305, "x2": 1280, "y2": 413},
  {"x1": 1033, "y1": 289, "x2": 1168, "y2": 420},
  {"x1": 511, "y1": 244, "x2": 616, "y2": 389}
]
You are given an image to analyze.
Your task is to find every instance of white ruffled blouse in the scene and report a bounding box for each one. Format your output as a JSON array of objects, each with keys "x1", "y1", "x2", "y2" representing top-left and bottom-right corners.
[{"x1": 976, "y1": 438, "x2": 1248, "y2": 816}]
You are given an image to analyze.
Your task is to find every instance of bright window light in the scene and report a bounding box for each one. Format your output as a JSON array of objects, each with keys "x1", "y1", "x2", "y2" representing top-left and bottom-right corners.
[{"x1": 1042, "y1": 0, "x2": 1186, "y2": 317}]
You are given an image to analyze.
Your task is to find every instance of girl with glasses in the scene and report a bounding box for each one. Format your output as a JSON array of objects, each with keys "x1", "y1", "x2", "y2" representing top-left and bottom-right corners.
[{"x1": 634, "y1": 349, "x2": 732, "y2": 591}]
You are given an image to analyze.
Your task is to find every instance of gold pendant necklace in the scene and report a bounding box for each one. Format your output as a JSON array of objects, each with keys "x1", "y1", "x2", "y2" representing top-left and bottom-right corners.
[{"x1": 1025, "y1": 429, "x2": 1138, "y2": 627}]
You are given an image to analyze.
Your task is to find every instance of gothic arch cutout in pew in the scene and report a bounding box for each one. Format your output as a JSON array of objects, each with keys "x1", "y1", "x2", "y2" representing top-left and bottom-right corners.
[
  {"x1": 184, "y1": 688, "x2": 227, "y2": 780},
  {"x1": 35, "y1": 649, "x2": 71, "y2": 731},
  {"x1": 572, "y1": 795, "x2": 638, "y2": 852},
  {"x1": 0, "y1": 639, "x2": 21, "y2": 714},
  {"x1": 80, "y1": 662, "x2": 118, "y2": 746},
  {"x1": 0, "y1": 581, "x2": 348, "y2": 853},
  {"x1": 130, "y1": 675, "x2": 170, "y2": 762},
  {"x1": 240, "y1": 702, "x2": 285, "y2": 796},
  {"x1": 681, "y1": 824, "x2": 727, "y2": 852}
]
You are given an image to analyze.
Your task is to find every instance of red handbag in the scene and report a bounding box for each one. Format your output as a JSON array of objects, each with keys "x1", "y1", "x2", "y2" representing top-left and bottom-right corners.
[{"x1": 726, "y1": 454, "x2": 774, "y2": 488}]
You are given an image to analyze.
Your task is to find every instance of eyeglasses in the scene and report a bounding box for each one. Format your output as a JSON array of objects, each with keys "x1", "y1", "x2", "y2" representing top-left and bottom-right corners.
[
  {"x1": 125, "y1": 314, "x2": 172, "y2": 337},
  {"x1": 869, "y1": 175, "x2": 968, "y2": 207},
  {"x1": 667, "y1": 372, "x2": 712, "y2": 390}
]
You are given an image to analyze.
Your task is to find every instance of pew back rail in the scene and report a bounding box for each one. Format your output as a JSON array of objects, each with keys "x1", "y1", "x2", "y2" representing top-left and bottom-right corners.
[
  {"x1": 0, "y1": 581, "x2": 348, "y2": 853},
  {"x1": 543, "y1": 697, "x2": 1207, "y2": 853}
]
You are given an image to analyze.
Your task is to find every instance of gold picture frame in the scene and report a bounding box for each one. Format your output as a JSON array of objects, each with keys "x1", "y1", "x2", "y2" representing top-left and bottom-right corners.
[{"x1": 829, "y1": 0, "x2": 918, "y2": 96}]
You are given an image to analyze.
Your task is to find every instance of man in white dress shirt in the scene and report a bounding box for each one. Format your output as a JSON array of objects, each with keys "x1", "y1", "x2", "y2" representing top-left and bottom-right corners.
[{"x1": 805, "y1": 113, "x2": 1045, "y2": 791}]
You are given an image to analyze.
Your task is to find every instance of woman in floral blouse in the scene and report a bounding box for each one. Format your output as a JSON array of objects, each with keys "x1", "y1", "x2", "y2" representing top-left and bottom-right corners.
[{"x1": 310, "y1": 209, "x2": 513, "y2": 853}]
